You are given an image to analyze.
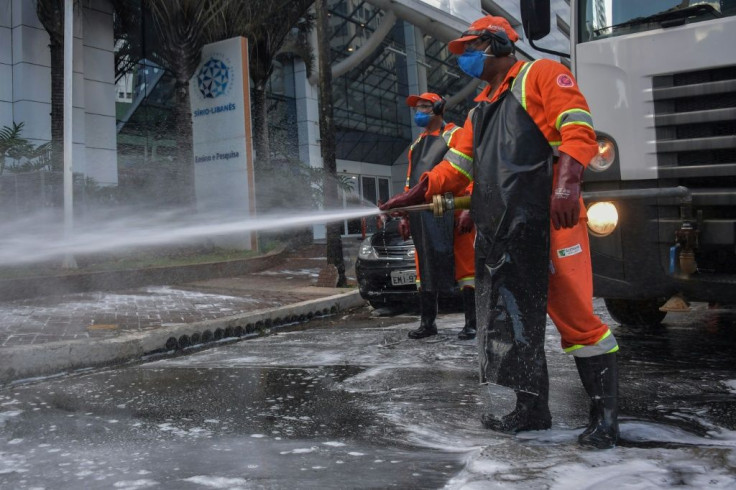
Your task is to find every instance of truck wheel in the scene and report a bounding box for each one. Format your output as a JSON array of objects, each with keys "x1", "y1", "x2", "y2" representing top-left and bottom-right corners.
[{"x1": 604, "y1": 298, "x2": 667, "y2": 327}]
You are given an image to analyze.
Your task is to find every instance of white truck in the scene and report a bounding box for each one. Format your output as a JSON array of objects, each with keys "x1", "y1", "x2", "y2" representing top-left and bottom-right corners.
[{"x1": 520, "y1": 0, "x2": 736, "y2": 326}]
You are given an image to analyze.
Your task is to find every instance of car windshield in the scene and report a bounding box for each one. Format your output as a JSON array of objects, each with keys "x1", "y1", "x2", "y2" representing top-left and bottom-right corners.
[{"x1": 578, "y1": 0, "x2": 736, "y2": 43}]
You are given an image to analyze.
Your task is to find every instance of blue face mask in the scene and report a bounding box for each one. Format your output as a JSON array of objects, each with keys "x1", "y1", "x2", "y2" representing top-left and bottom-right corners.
[
  {"x1": 457, "y1": 50, "x2": 489, "y2": 79},
  {"x1": 414, "y1": 111, "x2": 431, "y2": 127}
]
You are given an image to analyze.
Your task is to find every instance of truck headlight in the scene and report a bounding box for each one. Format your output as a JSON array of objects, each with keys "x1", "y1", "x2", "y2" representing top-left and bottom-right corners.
[
  {"x1": 589, "y1": 137, "x2": 616, "y2": 172},
  {"x1": 586, "y1": 202, "x2": 618, "y2": 236},
  {"x1": 358, "y1": 239, "x2": 378, "y2": 260}
]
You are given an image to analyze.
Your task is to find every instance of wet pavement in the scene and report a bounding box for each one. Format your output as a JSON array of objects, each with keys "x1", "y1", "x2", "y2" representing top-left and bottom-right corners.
[
  {"x1": 0, "y1": 249, "x2": 347, "y2": 347},
  {"x1": 1, "y1": 301, "x2": 735, "y2": 489},
  {"x1": 0, "y1": 242, "x2": 370, "y2": 383}
]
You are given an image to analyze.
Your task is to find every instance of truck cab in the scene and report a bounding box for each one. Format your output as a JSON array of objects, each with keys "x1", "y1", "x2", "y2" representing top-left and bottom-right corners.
[{"x1": 521, "y1": 0, "x2": 736, "y2": 326}]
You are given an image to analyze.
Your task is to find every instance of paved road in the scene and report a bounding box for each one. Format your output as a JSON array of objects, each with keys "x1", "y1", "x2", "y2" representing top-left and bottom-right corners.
[{"x1": 1, "y1": 302, "x2": 735, "y2": 489}]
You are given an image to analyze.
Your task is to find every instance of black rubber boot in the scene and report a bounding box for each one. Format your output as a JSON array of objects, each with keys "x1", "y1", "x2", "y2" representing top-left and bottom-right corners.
[
  {"x1": 481, "y1": 390, "x2": 552, "y2": 433},
  {"x1": 408, "y1": 291, "x2": 438, "y2": 339},
  {"x1": 457, "y1": 287, "x2": 477, "y2": 340},
  {"x1": 574, "y1": 353, "x2": 619, "y2": 449}
]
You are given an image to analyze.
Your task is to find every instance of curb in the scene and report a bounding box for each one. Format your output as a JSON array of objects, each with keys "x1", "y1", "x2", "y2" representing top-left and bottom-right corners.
[
  {"x1": 0, "y1": 290, "x2": 366, "y2": 385},
  {"x1": 0, "y1": 245, "x2": 287, "y2": 302}
]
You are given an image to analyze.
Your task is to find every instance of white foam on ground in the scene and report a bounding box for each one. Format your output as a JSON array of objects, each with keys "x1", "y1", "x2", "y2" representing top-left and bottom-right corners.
[
  {"x1": 183, "y1": 475, "x2": 249, "y2": 488},
  {"x1": 444, "y1": 420, "x2": 736, "y2": 489},
  {"x1": 112, "y1": 479, "x2": 159, "y2": 489},
  {"x1": 723, "y1": 379, "x2": 736, "y2": 393}
]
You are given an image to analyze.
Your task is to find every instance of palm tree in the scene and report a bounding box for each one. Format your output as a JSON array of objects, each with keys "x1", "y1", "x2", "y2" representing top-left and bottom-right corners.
[
  {"x1": 203, "y1": 0, "x2": 314, "y2": 173},
  {"x1": 35, "y1": 0, "x2": 65, "y2": 173},
  {"x1": 111, "y1": 0, "x2": 146, "y2": 85},
  {"x1": 142, "y1": 0, "x2": 225, "y2": 206},
  {"x1": 314, "y1": 0, "x2": 346, "y2": 287}
]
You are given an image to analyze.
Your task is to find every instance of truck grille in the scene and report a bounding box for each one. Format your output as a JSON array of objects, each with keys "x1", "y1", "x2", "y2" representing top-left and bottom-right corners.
[{"x1": 652, "y1": 65, "x2": 736, "y2": 273}]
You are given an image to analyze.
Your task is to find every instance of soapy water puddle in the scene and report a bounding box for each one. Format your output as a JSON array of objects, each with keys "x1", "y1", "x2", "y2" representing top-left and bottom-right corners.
[{"x1": 0, "y1": 312, "x2": 735, "y2": 488}]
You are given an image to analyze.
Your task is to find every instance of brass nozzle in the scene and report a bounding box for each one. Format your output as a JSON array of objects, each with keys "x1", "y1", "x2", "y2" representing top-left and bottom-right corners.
[{"x1": 429, "y1": 194, "x2": 471, "y2": 217}]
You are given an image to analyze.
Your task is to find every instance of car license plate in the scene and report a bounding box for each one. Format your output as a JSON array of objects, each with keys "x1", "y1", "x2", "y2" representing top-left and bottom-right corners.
[{"x1": 390, "y1": 269, "x2": 416, "y2": 286}]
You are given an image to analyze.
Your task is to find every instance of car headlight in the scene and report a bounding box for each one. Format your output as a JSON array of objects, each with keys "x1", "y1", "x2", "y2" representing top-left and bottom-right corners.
[
  {"x1": 406, "y1": 247, "x2": 415, "y2": 259},
  {"x1": 358, "y1": 239, "x2": 378, "y2": 260},
  {"x1": 589, "y1": 137, "x2": 616, "y2": 172},
  {"x1": 586, "y1": 201, "x2": 618, "y2": 237}
]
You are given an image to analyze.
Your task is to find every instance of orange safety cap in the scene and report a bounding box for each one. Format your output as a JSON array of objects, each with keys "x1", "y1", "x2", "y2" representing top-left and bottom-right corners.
[
  {"x1": 448, "y1": 15, "x2": 520, "y2": 55},
  {"x1": 406, "y1": 92, "x2": 442, "y2": 107}
]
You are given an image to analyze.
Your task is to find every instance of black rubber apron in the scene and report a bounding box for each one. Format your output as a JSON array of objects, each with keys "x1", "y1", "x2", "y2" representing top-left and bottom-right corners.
[
  {"x1": 471, "y1": 91, "x2": 553, "y2": 395},
  {"x1": 408, "y1": 133, "x2": 455, "y2": 293}
]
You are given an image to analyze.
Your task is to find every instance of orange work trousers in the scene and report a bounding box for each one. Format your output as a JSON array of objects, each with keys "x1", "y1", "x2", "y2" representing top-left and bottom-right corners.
[{"x1": 547, "y1": 216, "x2": 610, "y2": 349}]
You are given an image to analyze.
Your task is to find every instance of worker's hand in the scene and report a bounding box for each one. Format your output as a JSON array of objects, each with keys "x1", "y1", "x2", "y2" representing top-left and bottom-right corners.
[
  {"x1": 455, "y1": 210, "x2": 474, "y2": 234},
  {"x1": 398, "y1": 217, "x2": 411, "y2": 240},
  {"x1": 378, "y1": 177, "x2": 429, "y2": 212},
  {"x1": 551, "y1": 152, "x2": 585, "y2": 229}
]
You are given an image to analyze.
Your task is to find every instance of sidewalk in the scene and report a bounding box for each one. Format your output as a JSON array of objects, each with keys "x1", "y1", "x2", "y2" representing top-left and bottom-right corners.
[{"x1": 0, "y1": 240, "x2": 367, "y2": 385}]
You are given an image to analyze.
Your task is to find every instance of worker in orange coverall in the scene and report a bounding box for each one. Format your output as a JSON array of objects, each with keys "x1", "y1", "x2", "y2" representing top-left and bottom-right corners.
[
  {"x1": 401, "y1": 92, "x2": 476, "y2": 341},
  {"x1": 380, "y1": 16, "x2": 620, "y2": 449}
]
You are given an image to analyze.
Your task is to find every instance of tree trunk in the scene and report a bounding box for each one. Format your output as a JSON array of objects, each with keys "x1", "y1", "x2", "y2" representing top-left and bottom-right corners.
[
  {"x1": 49, "y1": 38, "x2": 64, "y2": 175},
  {"x1": 314, "y1": 0, "x2": 346, "y2": 287},
  {"x1": 171, "y1": 80, "x2": 196, "y2": 208},
  {"x1": 251, "y1": 83, "x2": 270, "y2": 174}
]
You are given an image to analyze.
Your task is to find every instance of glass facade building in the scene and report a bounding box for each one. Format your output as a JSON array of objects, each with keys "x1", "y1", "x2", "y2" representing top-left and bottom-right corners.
[{"x1": 1, "y1": 0, "x2": 571, "y2": 238}]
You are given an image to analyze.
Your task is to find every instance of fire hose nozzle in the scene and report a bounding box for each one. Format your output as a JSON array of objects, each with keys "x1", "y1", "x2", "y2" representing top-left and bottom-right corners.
[
  {"x1": 386, "y1": 194, "x2": 471, "y2": 216},
  {"x1": 430, "y1": 193, "x2": 471, "y2": 217}
]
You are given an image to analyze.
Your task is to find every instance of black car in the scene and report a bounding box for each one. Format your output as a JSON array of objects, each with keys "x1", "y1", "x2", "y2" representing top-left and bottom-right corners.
[
  {"x1": 355, "y1": 218, "x2": 418, "y2": 309},
  {"x1": 355, "y1": 218, "x2": 462, "y2": 310}
]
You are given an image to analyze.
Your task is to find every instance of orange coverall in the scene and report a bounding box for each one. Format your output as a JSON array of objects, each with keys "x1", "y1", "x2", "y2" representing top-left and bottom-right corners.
[
  {"x1": 423, "y1": 59, "x2": 616, "y2": 354},
  {"x1": 407, "y1": 124, "x2": 475, "y2": 290}
]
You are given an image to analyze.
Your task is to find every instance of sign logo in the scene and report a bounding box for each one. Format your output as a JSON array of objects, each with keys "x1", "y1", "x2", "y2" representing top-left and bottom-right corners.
[
  {"x1": 197, "y1": 57, "x2": 230, "y2": 98},
  {"x1": 556, "y1": 74, "x2": 574, "y2": 88}
]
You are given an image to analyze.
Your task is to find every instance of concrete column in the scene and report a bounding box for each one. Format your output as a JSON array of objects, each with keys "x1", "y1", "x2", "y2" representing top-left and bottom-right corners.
[
  {"x1": 294, "y1": 27, "x2": 325, "y2": 240},
  {"x1": 0, "y1": 1, "x2": 12, "y2": 129},
  {"x1": 403, "y1": 22, "x2": 426, "y2": 141},
  {"x1": 9, "y1": 0, "x2": 51, "y2": 147},
  {"x1": 4, "y1": 0, "x2": 116, "y2": 185},
  {"x1": 81, "y1": 1, "x2": 117, "y2": 185}
]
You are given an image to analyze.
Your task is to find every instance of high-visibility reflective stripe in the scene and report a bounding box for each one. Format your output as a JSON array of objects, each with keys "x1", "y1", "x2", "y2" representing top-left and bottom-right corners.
[
  {"x1": 457, "y1": 276, "x2": 475, "y2": 288},
  {"x1": 509, "y1": 63, "x2": 591, "y2": 158},
  {"x1": 556, "y1": 108, "x2": 594, "y2": 131},
  {"x1": 510, "y1": 61, "x2": 537, "y2": 110},
  {"x1": 564, "y1": 329, "x2": 619, "y2": 357},
  {"x1": 409, "y1": 135, "x2": 422, "y2": 152},
  {"x1": 442, "y1": 126, "x2": 461, "y2": 146},
  {"x1": 445, "y1": 148, "x2": 474, "y2": 181}
]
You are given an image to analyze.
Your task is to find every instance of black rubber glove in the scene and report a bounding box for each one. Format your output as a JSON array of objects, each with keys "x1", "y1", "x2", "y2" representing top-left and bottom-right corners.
[
  {"x1": 455, "y1": 210, "x2": 474, "y2": 234},
  {"x1": 378, "y1": 177, "x2": 429, "y2": 212},
  {"x1": 551, "y1": 152, "x2": 584, "y2": 229}
]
